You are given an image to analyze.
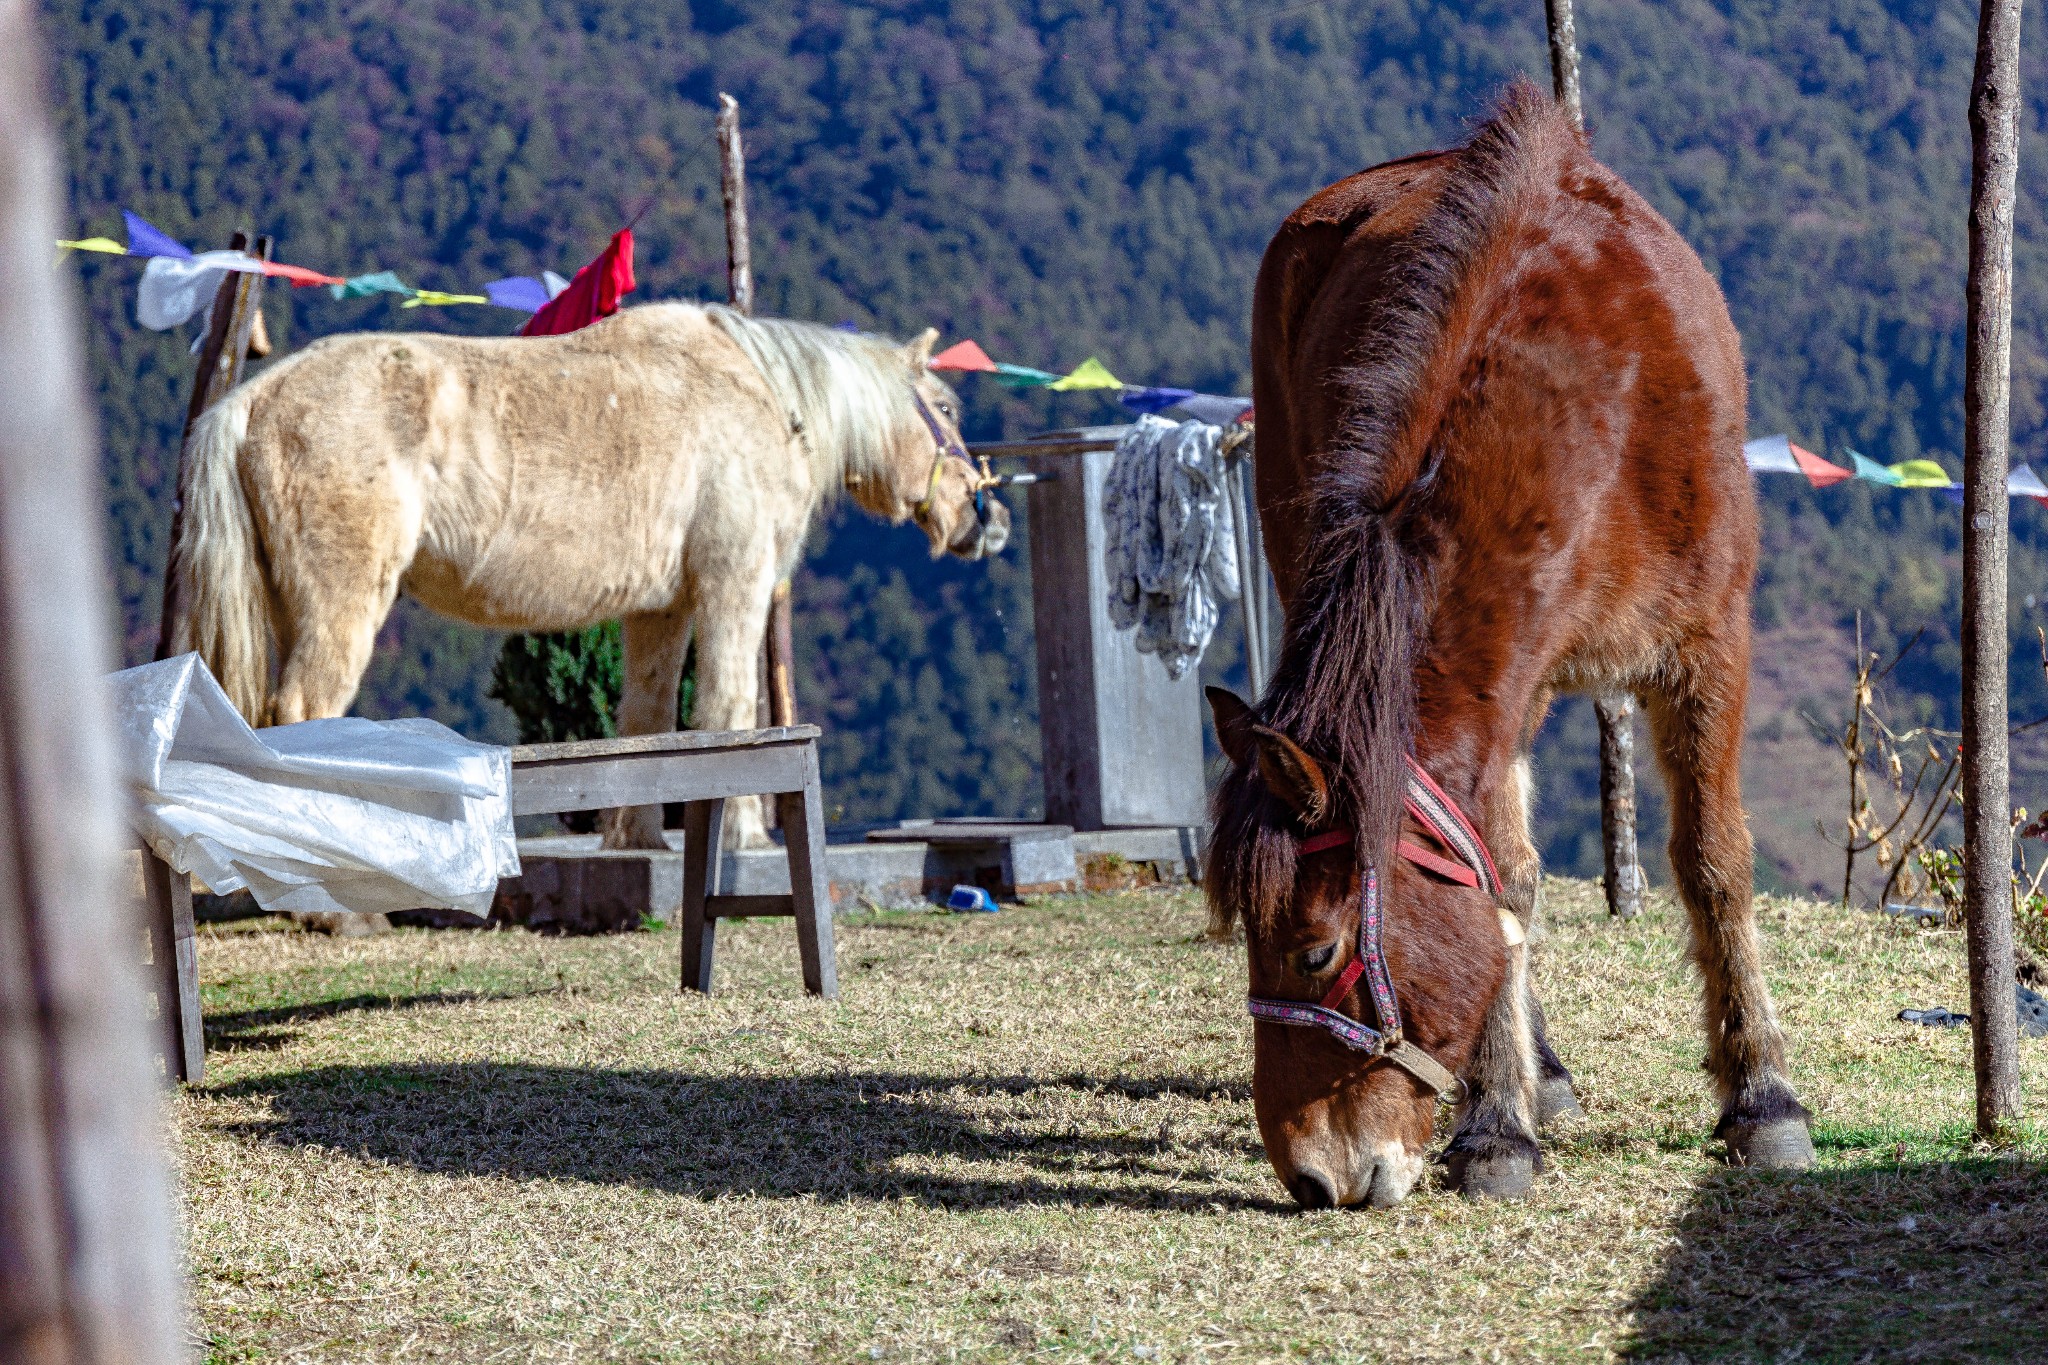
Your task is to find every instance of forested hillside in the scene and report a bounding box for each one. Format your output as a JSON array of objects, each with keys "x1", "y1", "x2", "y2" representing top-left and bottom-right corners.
[{"x1": 40, "y1": 0, "x2": 2048, "y2": 894}]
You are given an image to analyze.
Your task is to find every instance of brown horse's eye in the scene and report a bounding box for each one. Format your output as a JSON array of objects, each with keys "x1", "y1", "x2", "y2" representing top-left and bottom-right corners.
[{"x1": 1300, "y1": 943, "x2": 1338, "y2": 974}]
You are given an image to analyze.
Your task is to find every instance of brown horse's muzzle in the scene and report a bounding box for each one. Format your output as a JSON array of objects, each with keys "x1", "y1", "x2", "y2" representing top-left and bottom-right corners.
[
  {"x1": 1255, "y1": 1024, "x2": 1437, "y2": 1209},
  {"x1": 951, "y1": 494, "x2": 1009, "y2": 560}
]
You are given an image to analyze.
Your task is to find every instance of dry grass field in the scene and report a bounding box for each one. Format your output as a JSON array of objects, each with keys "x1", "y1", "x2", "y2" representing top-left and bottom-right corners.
[{"x1": 177, "y1": 879, "x2": 2048, "y2": 1363}]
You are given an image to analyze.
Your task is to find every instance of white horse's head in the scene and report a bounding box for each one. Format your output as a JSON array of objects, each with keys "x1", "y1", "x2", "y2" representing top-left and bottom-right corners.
[{"x1": 890, "y1": 328, "x2": 1010, "y2": 561}]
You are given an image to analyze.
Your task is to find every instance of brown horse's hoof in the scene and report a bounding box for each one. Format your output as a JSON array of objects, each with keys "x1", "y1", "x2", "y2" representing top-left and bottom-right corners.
[
  {"x1": 1535, "y1": 1075, "x2": 1585, "y2": 1127},
  {"x1": 1722, "y1": 1117, "x2": 1816, "y2": 1170},
  {"x1": 1441, "y1": 1134, "x2": 1539, "y2": 1199}
]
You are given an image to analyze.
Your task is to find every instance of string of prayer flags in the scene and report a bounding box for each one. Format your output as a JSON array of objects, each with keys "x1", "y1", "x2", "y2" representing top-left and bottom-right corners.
[
  {"x1": 1743, "y1": 435, "x2": 1852, "y2": 488},
  {"x1": 1048, "y1": 357, "x2": 1122, "y2": 391},
  {"x1": 929, "y1": 338, "x2": 998, "y2": 373}
]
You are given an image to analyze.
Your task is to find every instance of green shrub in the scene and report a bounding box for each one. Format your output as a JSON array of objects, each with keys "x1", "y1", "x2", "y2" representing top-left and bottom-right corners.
[{"x1": 488, "y1": 625, "x2": 693, "y2": 745}]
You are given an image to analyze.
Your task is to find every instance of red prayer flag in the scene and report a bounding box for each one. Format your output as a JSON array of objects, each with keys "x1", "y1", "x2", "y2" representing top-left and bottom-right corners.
[
  {"x1": 929, "y1": 338, "x2": 998, "y2": 373},
  {"x1": 521, "y1": 228, "x2": 636, "y2": 338},
  {"x1": 258, "y1": 260, "x2": 347, "y2": 288},
  {"x1": 1790, "y1": 441, "x2": 1852, "y2": 488}
]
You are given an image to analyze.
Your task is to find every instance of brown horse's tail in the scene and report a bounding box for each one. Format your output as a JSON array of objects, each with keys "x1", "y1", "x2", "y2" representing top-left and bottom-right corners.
[{"x1": 171, "y1": 382, "x2": 274, "y2": 723}]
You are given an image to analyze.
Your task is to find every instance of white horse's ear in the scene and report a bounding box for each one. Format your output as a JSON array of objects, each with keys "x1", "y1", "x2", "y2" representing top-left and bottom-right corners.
[{"x1": 902, "y1": 327, "x2": 939, "y2": 372}]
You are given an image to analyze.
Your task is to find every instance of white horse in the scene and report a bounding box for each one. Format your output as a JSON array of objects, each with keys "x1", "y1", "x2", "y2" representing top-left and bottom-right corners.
[{"x1": 171, "y1": 302, "x2": 1006, "y2": 849}]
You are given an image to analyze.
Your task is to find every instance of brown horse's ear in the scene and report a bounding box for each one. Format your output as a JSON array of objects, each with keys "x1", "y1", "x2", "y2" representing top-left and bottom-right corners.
[
  {"x1": 901, "y1": 327, "x2": 939, "y2": 371},
  {"x1": 1251, "y1": 724, "x2": 1330, "y2": 826},
  {"x1": 1206, "y1": 686, "x2": 1257, "y2": 768}
]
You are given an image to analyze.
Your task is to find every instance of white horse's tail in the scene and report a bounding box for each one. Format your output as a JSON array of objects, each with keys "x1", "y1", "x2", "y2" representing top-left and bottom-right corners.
[{"x1": 172, "y1": 385, "x2": 273, "y2": 723}]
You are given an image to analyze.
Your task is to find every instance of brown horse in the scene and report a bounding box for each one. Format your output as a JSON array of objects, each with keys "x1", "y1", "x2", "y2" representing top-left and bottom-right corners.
[{"x1": 1206, "y1": 85, "x2": 1814, "y2": 1210}]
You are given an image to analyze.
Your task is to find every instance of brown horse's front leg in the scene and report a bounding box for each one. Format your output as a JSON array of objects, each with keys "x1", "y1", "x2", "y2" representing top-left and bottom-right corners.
[
  {"x1": 1442, "y1": 929, "x2": 1541, "y2": 1198},
  {"x1": 1645, "y1": 658, "x2": 1815, "y2": 1169},
  {"x1": 601, "y1": 603, "x2": 695, "y2": 852}
]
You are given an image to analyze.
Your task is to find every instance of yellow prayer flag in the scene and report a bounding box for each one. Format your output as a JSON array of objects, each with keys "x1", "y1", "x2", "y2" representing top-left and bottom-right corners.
[
  {"x1": 1888, "y1": 459, "x2": 1956, "y2": 489},
  {"x1": 1048, "y1": 356, "x2": 1122, "y2": 391},
  {"x1": 56, "y1": 237, "x2": 128, "y2": 255},
  {"x1": 402, "y1": 290, "x2": 490, "y2": 308}
]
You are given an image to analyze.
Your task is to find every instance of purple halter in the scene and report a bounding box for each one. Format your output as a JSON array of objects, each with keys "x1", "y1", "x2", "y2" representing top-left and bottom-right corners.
[{"x1": 1244, "y1": 757, "x2": 1501, "y2": 1098}]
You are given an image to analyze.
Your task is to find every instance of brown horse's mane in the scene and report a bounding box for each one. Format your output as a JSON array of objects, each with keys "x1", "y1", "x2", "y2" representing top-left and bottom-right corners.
[{"x1": 1212, "y1": 84, "x2": 1576, "y2": 931}]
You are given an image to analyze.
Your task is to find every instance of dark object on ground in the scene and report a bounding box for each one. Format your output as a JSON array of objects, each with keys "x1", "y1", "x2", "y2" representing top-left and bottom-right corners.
[
  {"x1": 1898, "y1": 986, "x2": 2048, "y2": 1036},
  {"x1": 2016, "y1": 984, "x2": 2048, "y2": 1038}
]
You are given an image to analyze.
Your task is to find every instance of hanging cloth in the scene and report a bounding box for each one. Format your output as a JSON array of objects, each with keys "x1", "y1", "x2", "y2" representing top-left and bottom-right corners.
[
  {"x1": 1101, "y1": 414, "x2": 1242, "y2": 679},
  {"x1": 521, "y1": 228, "x2": 635, "y2": 337}
]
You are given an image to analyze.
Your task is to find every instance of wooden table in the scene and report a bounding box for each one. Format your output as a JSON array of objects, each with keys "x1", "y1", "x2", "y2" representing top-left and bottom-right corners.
[{"x1": 139, "y1": 723, "x2": 838, "y2": 1085}]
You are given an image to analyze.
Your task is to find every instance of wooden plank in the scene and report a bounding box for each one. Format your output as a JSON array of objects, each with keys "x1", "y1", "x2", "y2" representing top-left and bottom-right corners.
[
  {"x1": 511, "y1": 723, "x2": 818, "y2": 763},
  {"x1": 511, "y1": 742, "x2": 809, "y2": 816},
  {"x1": 1962, "y1": 0, "x2": 2025, "y2": 1135},
  {"x1": 0, "y1": 5, "x2": 187, "y2": 1350},
  {"x1": 679, "y1": 799, "x2": 724, "y2": 993},
  {"x1": 139, "y1": 850, "x2": 203, "y2": 1084},
  {"x1": 779, "y1": 741, "x2": 838, "y2": 998},
  {"x1": 706, "y1": 894, "x2": 796, "y2": 919}
]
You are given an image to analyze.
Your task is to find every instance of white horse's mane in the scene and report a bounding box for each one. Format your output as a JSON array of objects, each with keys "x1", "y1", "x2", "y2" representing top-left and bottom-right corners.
[{"x1": 702, "y1": 304, "x2": 928, "y2": 491}]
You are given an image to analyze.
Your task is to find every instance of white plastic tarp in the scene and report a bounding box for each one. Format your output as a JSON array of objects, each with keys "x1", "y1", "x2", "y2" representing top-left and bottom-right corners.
[{"x1": 113, "y1": 653, "x2": 518, "y2": 917}]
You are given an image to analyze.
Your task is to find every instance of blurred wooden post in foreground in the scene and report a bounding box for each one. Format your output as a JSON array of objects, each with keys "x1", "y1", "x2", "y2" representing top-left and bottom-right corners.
[
  {"x1": 1544, "y1": 0, "x2": 1644, "y2": 917},
  {"x1": 154, "y1": 230, "x2": 271, "y2": 659},
  {"x1": 0, "y1": 5, "x2": 188, "y2": 1356},
  {"x1": 718, "y1": 92, "x2": 799, "y2": 732},
  {"x1": 1961, "y1": 0, "x2": 2024, "y2": 1135}
]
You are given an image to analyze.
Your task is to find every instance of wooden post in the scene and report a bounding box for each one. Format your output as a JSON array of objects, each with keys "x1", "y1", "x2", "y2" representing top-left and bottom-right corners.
[
  {"x1": 718, "y1": 92, "x2": 798, "y2": 736},
  {"x1": 1595, "y1": 694, "x2": 1644, "y2": 918},
  {"x1": 1962, "y1": 0, "x2": 2025, "y2": 1136},
  {"x1": 154, "y1": 231, "x2": 271, "y2": 660},
  {"x1": 716, "y1": 93, "x2": 754, "y2": 315},
  {"x1": 1544, "y1": 0, "x2": 1584, "y2": 130},
  {"x1": 1543, "y1": 0, "x2": 1641, "y2": 916},
  {"x1": 0, "y1": 5, "x2": 187, "y2": 1353}
]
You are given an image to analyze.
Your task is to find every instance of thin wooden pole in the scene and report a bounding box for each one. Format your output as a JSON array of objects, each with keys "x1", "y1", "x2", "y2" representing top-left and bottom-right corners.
[
  {"x1": 155, "y1": 231, "x2": 271, "y2": 660},
  {"x1": 1962, "y1": 0, "x2": 2025, "y2": 1136},
  {"x1": 0, "y1": 5, "x2": 187, "y2": 1355},
  {"x1": 716, "y1": 93, "x2": 754, "y2": 316},
  {"x1": 718, "y1": 91, "x2": 797, "y2": 729},
  {"x1": 1544, "y1": 0, "x2": 1584, "y2": 130},
  {"x1": 1543, "y1": 0, "x2": 1641, "y2": 916}
]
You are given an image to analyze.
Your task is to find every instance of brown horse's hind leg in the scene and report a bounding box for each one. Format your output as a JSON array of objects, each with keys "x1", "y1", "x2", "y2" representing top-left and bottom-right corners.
[
  {"x1": 1643, "y1": 655, "x2": 1815, "y2": 1170},
  {"x1": 272, "y1": 564, "x2": 405, "y2": 725}
]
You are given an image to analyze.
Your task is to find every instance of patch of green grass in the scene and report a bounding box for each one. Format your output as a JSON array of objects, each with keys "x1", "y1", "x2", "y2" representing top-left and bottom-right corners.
[{"x1": 175, "y1": 880, "x2": 2048, "y2": 1362}]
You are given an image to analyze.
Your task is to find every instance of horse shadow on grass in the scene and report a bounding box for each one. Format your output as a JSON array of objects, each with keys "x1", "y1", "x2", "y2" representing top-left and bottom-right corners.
[
  {"x1": 1620, "y1": 1144, "x2": 2048, "y2": 1362},
  {"x1": 207, "y1": 1061, "x2": 1283, "y2": 1213}
]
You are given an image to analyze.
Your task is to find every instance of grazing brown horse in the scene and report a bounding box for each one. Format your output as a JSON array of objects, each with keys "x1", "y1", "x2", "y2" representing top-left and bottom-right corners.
[{"x1": 1206, "y1": 85, "x2": 1814, "y2": 1210}]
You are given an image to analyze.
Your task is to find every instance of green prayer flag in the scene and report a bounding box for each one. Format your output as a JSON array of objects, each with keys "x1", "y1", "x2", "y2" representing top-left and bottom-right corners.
[
  {"x1": 1888, "y1": 458, "x2": 1955, "y2": 489},
  {"x1": 1048, "y1": 356, "x2": 1122, "y2": 391},
  {"x1": 993, "y1": 362, "x2": 1060, "y2": 389},
  {"x1": 329, "y1": 270, "x2": 414, "y2": 300},
  {"x1": 1848, "y1": 451, "x2": 1903, "y2": 486}
]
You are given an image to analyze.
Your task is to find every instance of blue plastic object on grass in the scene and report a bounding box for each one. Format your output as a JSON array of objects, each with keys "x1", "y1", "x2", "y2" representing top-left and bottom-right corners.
[{"x1": 946, "y1": 885, "x2": 999, "y2": 913}]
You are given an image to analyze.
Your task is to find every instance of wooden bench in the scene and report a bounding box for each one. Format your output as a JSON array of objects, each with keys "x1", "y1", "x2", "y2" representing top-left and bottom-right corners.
[{"x1": 139, "y1": 722, "x2": 838, "y2": 1085}]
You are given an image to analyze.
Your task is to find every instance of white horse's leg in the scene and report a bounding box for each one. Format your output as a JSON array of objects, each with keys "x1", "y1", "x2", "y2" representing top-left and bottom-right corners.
[
  {"x1": 689, "y1": 549, "x2": 780, "y2": 850},
  {"x1": 271, "y1": 523, "x2": 413, "y2": 725},
  {"x1": 600, "y1": 602, "x2": 695, "y2": 851}
]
